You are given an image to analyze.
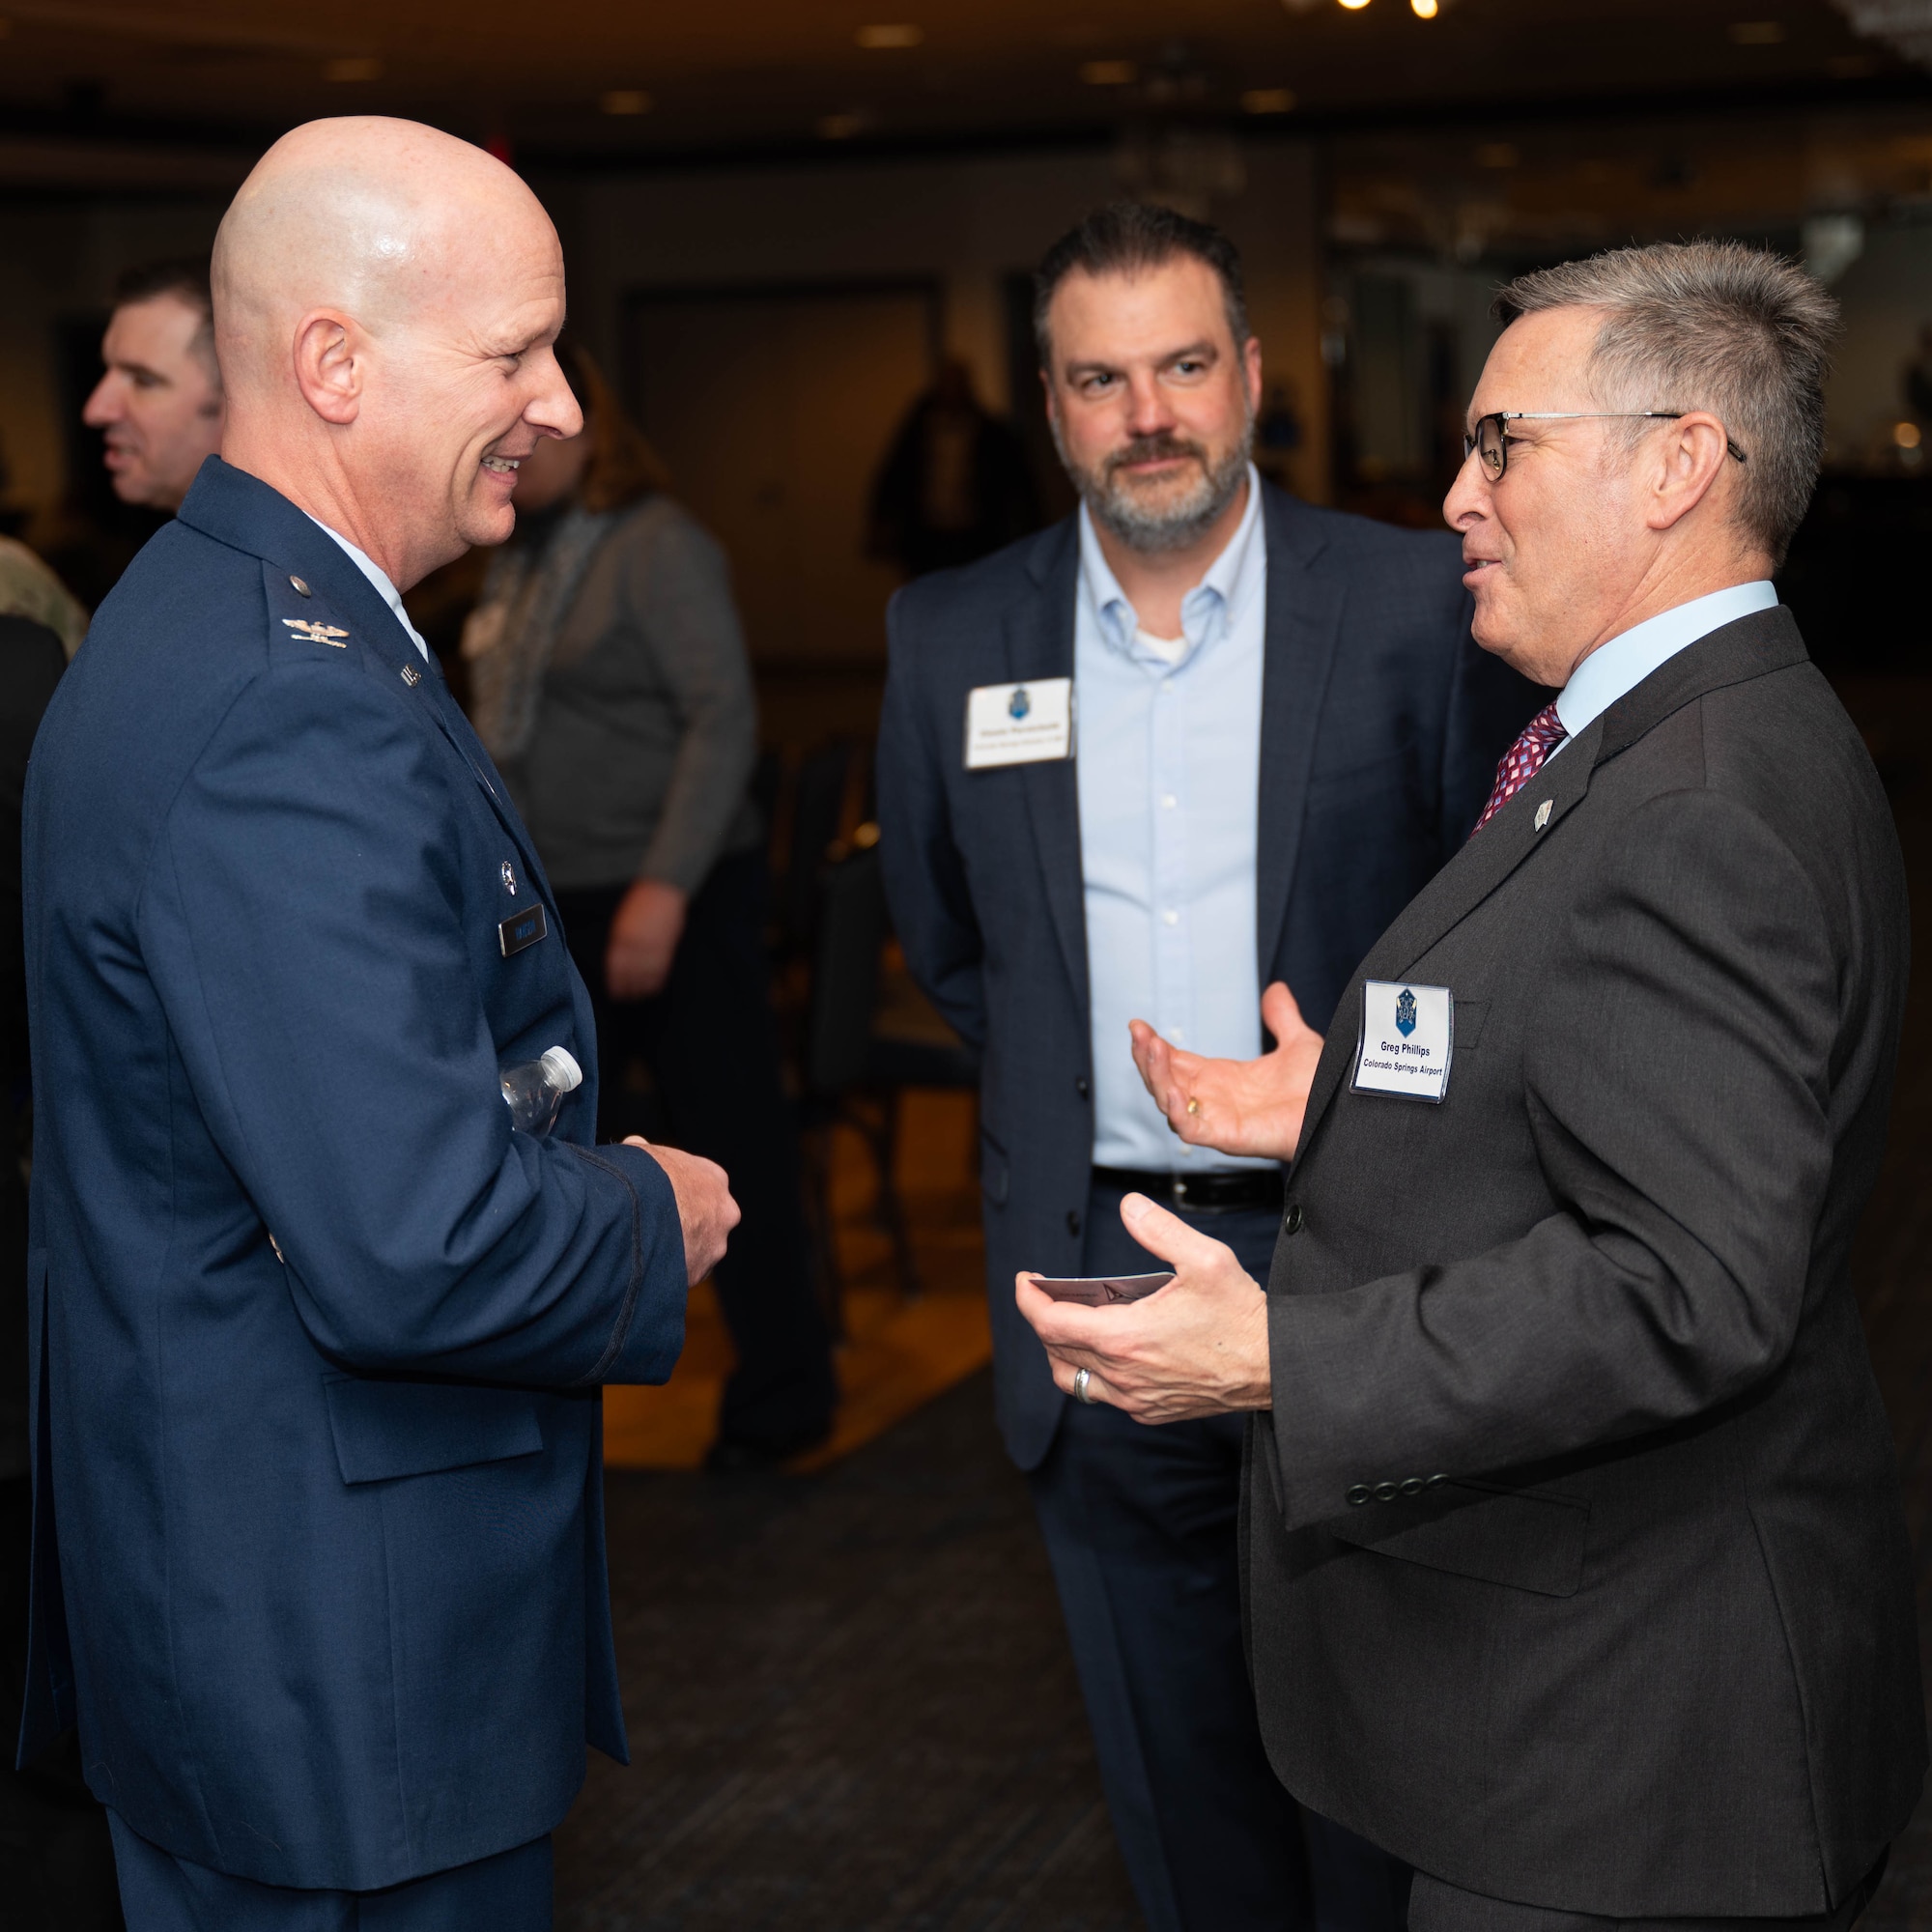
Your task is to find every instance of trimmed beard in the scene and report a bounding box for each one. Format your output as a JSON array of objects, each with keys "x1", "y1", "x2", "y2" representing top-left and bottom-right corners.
[{"x1": 1054, "y1": 412, "x2": 1256, "y2": 555}]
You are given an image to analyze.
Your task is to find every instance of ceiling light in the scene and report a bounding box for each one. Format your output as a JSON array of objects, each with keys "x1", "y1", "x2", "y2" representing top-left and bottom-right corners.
[
  {"x1": 1241, "y1": 87, "x2": 1297, "y2": 112},
  {"x1": 1338, "y1": 0, "x2": 1372, "y2": 13},
  {"x1": 856, "y1": 23, "x2": 923, "y2": 48},
  {"x1": 1411, "y1": 0, "x2": 1439, "y2": 16},
  {"x1": 1729, "y1": 18, "x2": 1786, "y2": 40},
  {"x1": 1079, "y1": 59, "x2": 1137, "y2": 83},
  {"x1": 601, "y1": 89, "x2": 652, "y2": 115},
  {"x1": 1895, "y1": 421, "x2": 1922, "y2": 449},
  {"x1": 323, "y1": 55, "x2": 383, "y2": 81}
]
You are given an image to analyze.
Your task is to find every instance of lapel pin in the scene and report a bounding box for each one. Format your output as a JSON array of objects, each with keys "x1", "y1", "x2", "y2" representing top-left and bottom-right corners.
[
  {"x1": 283, "y1": 618, "x2": 349, "y2": 647},
  {"x1": 501, "y1": 860, "x2": 519, "y2": 895},
  {"x1": 289, "y1": 576, "x2": 312, "y2": 597},
  {"x1": 1534, "y1": 799, "x2": 1552, "y2": 831},
  {"x1": 400, "y1": 664, "x2": 421, "y2": 687}
]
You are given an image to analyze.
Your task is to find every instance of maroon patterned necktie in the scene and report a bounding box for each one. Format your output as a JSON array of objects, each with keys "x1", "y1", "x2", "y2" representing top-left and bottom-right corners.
[{"x1": 1470, "y1": 701, "x2": 1567, "y2": 837}]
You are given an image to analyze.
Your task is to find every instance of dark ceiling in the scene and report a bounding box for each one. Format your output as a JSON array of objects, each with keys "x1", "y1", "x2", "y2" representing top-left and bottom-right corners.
[{"x1": 0, "y1": 0, "x2": 1920, "y2": 183}]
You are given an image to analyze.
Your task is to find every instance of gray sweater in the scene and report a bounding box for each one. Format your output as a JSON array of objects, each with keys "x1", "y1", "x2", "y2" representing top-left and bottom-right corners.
[{"x1": 511, "y1": 497, "x2": 761, "y2": 895}]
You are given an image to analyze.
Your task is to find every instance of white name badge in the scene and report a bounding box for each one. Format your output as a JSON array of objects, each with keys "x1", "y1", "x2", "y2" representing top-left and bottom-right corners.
[
  {"x1": 964, "y1": 678, "x2": 1074, "y2": 770},
  {"x1": 1352, "y1": 980, "x2": 1454, "y2": 1104}
]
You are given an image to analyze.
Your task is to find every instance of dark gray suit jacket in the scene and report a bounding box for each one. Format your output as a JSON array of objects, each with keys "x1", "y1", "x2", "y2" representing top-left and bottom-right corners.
[
  {"x1": 878, "y1": 483, "x2": 1536, "y2": 1469},
  {"x1": 1247, "y1": 606, "x2": 1923, "y2": 1917}
]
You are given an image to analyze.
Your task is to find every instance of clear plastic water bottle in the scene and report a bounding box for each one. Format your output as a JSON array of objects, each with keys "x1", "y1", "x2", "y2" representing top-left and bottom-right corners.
[{"x1": 500, "y1": 1046, "x2": 583, "y2": 1138}]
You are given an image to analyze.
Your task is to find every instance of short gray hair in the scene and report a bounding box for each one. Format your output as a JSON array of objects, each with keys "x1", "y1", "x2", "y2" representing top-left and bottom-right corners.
[{"x1": 1493, "y1": 241, "x2": 1837, "y2": 566}]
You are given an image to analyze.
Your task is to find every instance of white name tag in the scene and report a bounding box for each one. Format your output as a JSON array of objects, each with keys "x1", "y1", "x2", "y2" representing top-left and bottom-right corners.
[
  {"x1": 964, "y1": 678, "x2": 1074, "y2": 770},
  {"x1": 1351, "y1": 980, "x2": 1454, "y2": 1104}
]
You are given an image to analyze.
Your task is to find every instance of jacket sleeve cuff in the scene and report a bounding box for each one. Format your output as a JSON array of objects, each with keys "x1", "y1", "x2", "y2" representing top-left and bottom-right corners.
[{"x1": 568, "y1": 1141, "x2": 690, "y2": 1386}]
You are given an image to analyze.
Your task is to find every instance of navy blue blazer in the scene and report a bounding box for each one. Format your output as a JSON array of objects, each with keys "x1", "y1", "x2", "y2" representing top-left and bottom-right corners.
[
  {"x1": 877, "y1": 483, "x2": 1539, "y2": 1470},
  {"x1": 18, "y1": 460, "x2": 689, "y2": 1889}
]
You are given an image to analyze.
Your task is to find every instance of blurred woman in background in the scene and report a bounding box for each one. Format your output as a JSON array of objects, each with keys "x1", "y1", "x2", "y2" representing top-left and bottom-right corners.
[{"x1": 465, "y1": 336, "x2": 834, "y2": 1470}]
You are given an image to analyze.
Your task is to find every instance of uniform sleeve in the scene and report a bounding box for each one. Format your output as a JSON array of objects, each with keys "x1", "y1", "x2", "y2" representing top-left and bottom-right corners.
[
  {"x1": 1264, "y1": 788, "x2": 1839, "y2": 1528},
  {"x1": 876, "y1": 589, "x2": 987, "y2": 1050},
  {"x1": 140, "y1": 659, "x2": 688, "y2": 1387},
  {"x1": 627, "y1": 512, "x2": 759, "y2": 894}
]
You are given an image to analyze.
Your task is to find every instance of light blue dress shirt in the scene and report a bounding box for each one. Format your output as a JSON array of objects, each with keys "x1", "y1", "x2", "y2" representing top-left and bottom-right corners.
[
  {"x1": 1546, "y1": 580, "x2": 1777, "y2": 761},
  {"x1": 1076, "y1": 466, "x2": 1272, "y2": 1173},
  {"x1": 306, "y1": 513, "x2": 431, "y2": 662}
]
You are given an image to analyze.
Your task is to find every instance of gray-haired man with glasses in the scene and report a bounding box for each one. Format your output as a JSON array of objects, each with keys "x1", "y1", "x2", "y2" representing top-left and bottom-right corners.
[{"x1": 1020, "y1": 239, "x2": 1922, "y2": 1929}]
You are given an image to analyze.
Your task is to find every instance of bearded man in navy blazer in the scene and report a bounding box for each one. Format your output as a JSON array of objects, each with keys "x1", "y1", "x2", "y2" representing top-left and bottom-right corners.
[
  {"x1": 18, "y1": 118, "x2": 737, "y2": 1929},
  {"x1": 877, "y1": 203, "x2": 1535, "y2": 1932}
]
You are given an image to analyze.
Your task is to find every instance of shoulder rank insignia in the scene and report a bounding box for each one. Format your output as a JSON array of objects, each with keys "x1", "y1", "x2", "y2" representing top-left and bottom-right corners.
[{"x1": 282, "y1": 618, "x2": 350, "y2": 647}]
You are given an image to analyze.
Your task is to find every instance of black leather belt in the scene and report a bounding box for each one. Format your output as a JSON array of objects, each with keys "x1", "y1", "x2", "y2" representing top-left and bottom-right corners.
[{"x1": 1091, "y1": 1165, "x2": 1285, "y2": 1214}]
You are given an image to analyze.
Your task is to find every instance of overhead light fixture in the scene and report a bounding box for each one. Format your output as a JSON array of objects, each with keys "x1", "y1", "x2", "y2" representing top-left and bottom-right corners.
[
  {"x1": 1241, "y1": 87, "x2": 1297, "y2": 112},
  {"x1": 856, "y1": 23, "x2": 923, "y2": 47},
  {"x1": 1411, "y1": 0, "x2": 1439, "y2": 16},
  {"x1": 1079, "y1": 58, "x2": 1136, "y2": 82},
  {"x1": 600, "y1": 89, "x2": 652, "y2": 115},
  {"x1": 1729, "y1": 18, "x2": 1787, "y2": 40},
  {"x1": 1338, "y1": 0, "x2": 1372, "y2": 13},
  {"x1": 323, "y1": 55, "x2": 383, "y2": 81}
]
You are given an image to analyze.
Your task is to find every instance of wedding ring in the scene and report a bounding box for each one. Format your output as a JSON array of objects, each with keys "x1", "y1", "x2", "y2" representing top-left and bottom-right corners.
[
  {"x1": 1073, "y1": 1366, "x2": 1095, "y2": 1405},
  {"x1": 1186, "y1": 1096, "x2": 1201, "y2": 1116}
]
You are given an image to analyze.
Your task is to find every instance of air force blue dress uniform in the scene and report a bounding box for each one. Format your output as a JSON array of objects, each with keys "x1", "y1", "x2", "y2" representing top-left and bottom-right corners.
[{"x1": 17, "y1": 459, "x2": 689, "y2": 1921}]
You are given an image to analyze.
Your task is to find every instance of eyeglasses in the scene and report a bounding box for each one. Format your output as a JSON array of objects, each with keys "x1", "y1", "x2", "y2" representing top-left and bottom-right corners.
[{"x1": 1463, "y1": 412, "x2": 1749, "y2": 481}]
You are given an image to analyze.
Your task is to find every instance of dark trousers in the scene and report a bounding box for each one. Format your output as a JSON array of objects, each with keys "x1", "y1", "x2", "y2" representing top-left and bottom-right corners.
[
  {"x1": 1027, "y1": 1179, "x2": 1410, "y2": 1932},
  {"x1": 108, "y1": 1812, "x2": 551, "y2": 1931},
  {"x1": 555, "y1": 852, "x2": 834, "y2": 1449},
  {"x1": 1406, "y1": 1854, "x2": 1889, "y2": 1932}
]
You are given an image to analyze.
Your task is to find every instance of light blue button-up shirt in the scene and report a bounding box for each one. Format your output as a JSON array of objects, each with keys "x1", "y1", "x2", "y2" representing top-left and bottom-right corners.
[
  {"x1": 1546, "y1": 580, "x2": 1777, "y2": 760},
  {"x1": 1076, "y1": 466, "x2": 1272, "y2": 1173},
  {"x1": 306, "y1": 513, "x2": 431, "y2": 662}
]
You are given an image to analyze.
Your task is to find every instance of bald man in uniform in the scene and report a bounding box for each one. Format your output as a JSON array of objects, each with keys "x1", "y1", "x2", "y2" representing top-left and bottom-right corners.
[{"x1": 18, "y1": 118, "x2": 737, "y2": 1930}]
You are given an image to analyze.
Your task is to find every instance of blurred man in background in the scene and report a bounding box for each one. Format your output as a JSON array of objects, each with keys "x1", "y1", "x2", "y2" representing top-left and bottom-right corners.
[{"x1": 82, "y1": 259, "x2": 225, "y2": 514}]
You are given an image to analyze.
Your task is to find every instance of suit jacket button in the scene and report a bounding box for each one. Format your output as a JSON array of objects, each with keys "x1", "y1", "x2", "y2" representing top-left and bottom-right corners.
[
  {"x1": 1373, "y1": 1481, "x2": 1399, "y2": 1503},
  {"x1": 1075, "y1": 1076, "x2": 1090, "y2": 1098},
  {"x1": 1400, "y1": 1476, "x2": 1424, "y2": 1496},
  {"x1": 1283, "y1": 1204, "x2": 1304, "y2": 1236},
  {"x1": 1346, "y1": 1484, "x2": 1371, "y2": 1506},
  {"x1": 1066, "y1": 1209, "x2": 1081, "y2": 1236}
]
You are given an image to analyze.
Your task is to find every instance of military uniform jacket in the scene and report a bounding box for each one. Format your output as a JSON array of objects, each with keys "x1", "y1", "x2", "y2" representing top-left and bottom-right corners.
[
  {"x1": 18, "y1": 459, "x2": 689, "y2": 1889},
  {"x1": 1247, "y1": 608, "x2": 1924, "y2": 1917}
]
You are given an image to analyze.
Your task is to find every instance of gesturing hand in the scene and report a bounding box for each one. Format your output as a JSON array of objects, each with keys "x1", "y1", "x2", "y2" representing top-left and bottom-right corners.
[
  {"x1": 624, "y1": 1136, "x2": 739, "y2": 1285},
  {"x1": 1014, "y1": 1192, "x2": 1271, "y2": 1425},
  {"x1": 1128, "y1": 980, "x2": 1323, "y2": 1163}
]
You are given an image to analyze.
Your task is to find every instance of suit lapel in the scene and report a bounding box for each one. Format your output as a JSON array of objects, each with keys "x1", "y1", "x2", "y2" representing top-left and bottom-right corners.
[
  {"x1": 1291, "y1": 603, "x2": 1812, "y2": 1162},
  {"x1": 183, "y1": 464, "x2": 554, "y2": 910},
  {"x1": 1009, "y1": 523, "x2": 1089, "y2": 1025},
  {"x1": 1253, "y1": 490, "x2": 1347, "y2": 980}
]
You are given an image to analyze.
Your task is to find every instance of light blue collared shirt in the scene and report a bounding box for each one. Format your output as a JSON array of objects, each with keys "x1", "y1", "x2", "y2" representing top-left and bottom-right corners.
[
  {"x1": 1547, "y1": 580, "x2": 1777, "y2": 760},
  {"x1": 1076, "y1": 466, "x2": 1272, "y2": 1173},
  {"x1": 305, "y1": 514, "x2": 431, "y2": 663}
]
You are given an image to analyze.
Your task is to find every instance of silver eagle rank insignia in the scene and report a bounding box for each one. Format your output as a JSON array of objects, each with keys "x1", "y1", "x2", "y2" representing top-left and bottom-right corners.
[{"x1": 282, "y1": 618, "x2": 350, "y2": 647}]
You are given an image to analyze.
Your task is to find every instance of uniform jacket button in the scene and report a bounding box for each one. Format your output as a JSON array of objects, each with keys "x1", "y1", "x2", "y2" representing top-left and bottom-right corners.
[
  {"x1": 1346, "y1": 1484, "x2": 1371, "y2": 1506},
  {"x1": 1283, "y1": 1204, "x2": 1304, "y2": 1236},
  {"x1": 1066, "y1": 1209, "x2": 1081, "y2": 1236}
]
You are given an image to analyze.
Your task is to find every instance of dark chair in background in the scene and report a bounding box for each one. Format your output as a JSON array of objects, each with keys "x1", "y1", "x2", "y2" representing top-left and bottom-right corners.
[{"x1": 799, "y1": 831, "x2": 978, "y2": 1329}]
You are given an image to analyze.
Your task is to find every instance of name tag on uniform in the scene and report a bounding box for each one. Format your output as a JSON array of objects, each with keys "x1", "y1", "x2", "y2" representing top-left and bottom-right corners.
[
  {"x1": 963, "y1": 678, "x2": 1073, "y2": 770},
  {"x1": 1352, "y1": 980, "x2": 1453, "y2": 1104},
  {"x1": 498, "y1": 904, "x2": 548, "y2": 957}
]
